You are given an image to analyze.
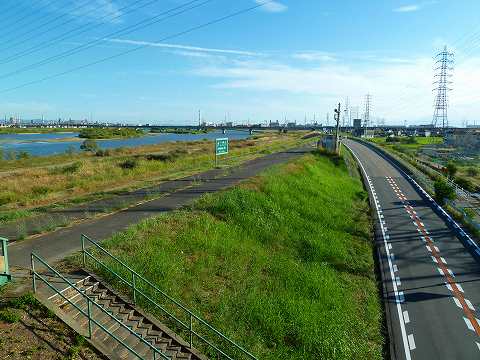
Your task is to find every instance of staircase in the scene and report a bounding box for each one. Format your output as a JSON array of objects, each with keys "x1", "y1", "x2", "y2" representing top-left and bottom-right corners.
[{"x1": 31, "y1": 235, "x2": 257, "y2": 360}]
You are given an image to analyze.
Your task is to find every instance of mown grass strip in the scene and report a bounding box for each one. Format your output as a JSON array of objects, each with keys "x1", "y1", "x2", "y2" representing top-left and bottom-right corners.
[{"x1": 85, "y1": 150, "x2": 383, "y2": 360}]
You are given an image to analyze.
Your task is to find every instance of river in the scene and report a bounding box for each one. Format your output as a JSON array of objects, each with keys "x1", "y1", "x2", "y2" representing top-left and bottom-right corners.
[{"x1": 0, "y1": 130, "x2": 250, "y2": 157}]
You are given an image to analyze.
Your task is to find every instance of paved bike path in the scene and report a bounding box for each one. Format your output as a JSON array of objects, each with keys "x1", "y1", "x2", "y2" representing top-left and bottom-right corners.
[{"x1": 8, "y1": 147, "x2": 312, "y2": 269}]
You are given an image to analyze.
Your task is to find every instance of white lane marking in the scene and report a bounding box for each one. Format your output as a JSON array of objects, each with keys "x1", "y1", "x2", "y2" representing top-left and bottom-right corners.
[
  {"x1": 403, "y1": 311, "x2": 410, "y2": 324},
  {"x1": 388, "y1": 243, "x2": 393, "y2": 250},
  {"x1": 440, "y1": 257, "x2": 447, "y2": 264},
  {"x1": 408, "y1": 334, "x2": 416, "y2": 350},
  {"x1": 465, "y1": 317, "x2": 475, "y2": 332},
  {"x1": 393, "y1": 264, "x2": 398, "y2": 272},
  {"x1": 398, "y1": 291, "x2": 405, "y2": 303},
  {"x1": 447, "y1": 269, "x2": 455, "y2": 277},
  {"x1": 445, "y1": 283, "x2": 453, "y2": 291},
  {"x1": 466, "y1": 299, "x2": 475, "y2": 311},
  {"x1": 396, "y1": 276, "x2": 402, "y2": 287},
  {"x1": 438, "y1": 268, "x2": 445, "y2": 276},
  {"x1": 345, "y1": 144, "x2": 412, "y2": 360},
  {"x1": 431, "y1": 256, "x2": 438, "y2": 263},
  {"x1": 454, "y1": 297, "x2": 463, "y2": 309},
  {"x1": 476, "y1": 342, "x2": 480, "y2": 351},
  {"x1": 426, "y1": 246, "x2": 432, "y2": 252},
  {"x1": 457, "y1": 284, "x2": 464, "y2": 293}
]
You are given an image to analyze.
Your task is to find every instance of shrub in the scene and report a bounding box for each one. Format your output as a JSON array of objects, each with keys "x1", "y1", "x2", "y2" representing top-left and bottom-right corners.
[
  {"x1": 455, "y1": 177, "x2": 475, "y2": 192},
  {"x1": 445, "y1": 161, "x2": 458, "y2": 178},
  {"x1": 17, "y1": 151, "x2": 30, "y2": 160},
  {"x1": 95, "y1": 149, "x2": 111, "y2": 157},
  {"x1": 119, "y1": 158, "x2": 138, "y2": 169},
  {"x1": 80, "y1": 139, "x2": 99, "y2": 152},
  {"x1": 467, "y1": 167, "x2": 479, "y2": 177},
  {"x1": 32, "y1": 186, "x2": 50, "y2": 196},
  {"x1": 434, "y1": 179, "x2": 456, "y2": 205},
  {"x1": 0, "y1": 309, "x2": 21, "y2": 323},
  {"x1": 64, "y1": 145, "x2": 77, "y2": 156}
]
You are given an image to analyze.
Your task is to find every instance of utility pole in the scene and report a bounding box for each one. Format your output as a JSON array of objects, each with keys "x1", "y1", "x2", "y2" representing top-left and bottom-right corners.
[
  {"x1": 326, "y1": 113, "x2": 330, "y2": 127},
  {"x1": 343, "y1": 97, "x2": 350, "y2": 128},
  {"x1": 433, "y1": 46, "x2": 454, "y2": 130},
  {"x1": 364, "y1": 94, "x2": 372, "y2": 138},
  {"x1": 334, "y1": 103, "x2": 341, "y2": 154},
  {"x1": 198, "y1": 110, "x2": 201, "y2": 127}
]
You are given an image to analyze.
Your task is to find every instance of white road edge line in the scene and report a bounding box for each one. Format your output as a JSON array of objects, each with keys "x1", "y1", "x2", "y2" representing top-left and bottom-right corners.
[{"x1": 344, "y1": 143, "x2": 412, "y2": 360}]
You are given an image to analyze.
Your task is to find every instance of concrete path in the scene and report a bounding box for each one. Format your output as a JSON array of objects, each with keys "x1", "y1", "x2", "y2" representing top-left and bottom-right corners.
[{"x1": 8, "y1": 146, "x2": 312, "y2": 270}]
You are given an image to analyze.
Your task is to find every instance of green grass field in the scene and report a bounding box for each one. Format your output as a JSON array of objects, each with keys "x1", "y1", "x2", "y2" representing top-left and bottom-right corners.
[{"x1": 87, "y1": 150, "x2": 383, "y2": 360}]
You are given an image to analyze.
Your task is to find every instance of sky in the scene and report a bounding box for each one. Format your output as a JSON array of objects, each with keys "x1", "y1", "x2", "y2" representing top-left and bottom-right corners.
[{"x1": 1, "y1": 0, "x2": 480, "y2": 126}]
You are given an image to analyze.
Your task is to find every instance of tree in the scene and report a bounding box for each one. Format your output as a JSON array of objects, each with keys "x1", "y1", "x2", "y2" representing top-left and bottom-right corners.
[
  {"x1": 80, "y1": 139, "x2": 99, "y2": 152},
  {"x1": 445, "y1": 161, "x2": 458, "y2": 179},
  {"x1": 434, "y1": 179, "x2": 456, "y2": 205}
]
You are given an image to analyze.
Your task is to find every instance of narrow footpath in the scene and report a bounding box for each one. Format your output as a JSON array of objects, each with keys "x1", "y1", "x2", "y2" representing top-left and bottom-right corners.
[{"x1": 8, "y1": 146, "x2": 313, "y2": 269}]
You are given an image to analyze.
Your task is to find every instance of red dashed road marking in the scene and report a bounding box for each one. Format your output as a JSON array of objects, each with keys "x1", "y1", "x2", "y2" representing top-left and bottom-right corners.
[{"x1": 387, "y1": 178, "x2": 480, "y2": 337}]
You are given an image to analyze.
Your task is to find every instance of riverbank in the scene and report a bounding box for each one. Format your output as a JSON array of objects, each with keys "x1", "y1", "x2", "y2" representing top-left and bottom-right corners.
[
  {"x1": 78, "y1": 150, "x2": 382, "y2": 359},
  {"x1": 0, "y1": 132, "x2": 309, "y2": 225}
]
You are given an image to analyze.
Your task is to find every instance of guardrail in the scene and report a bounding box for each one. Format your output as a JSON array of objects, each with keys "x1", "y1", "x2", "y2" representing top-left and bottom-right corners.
[
  {"x1": 81, "y1": 234, "x2": 258, "y2": 360},
  {"x1": 31, "y1": 252, "x2": 170, "y2": 360}
]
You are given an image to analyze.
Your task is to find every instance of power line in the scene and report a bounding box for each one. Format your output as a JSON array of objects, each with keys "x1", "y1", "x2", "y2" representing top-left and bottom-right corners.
[
  {"x1": 0, "y1": 0, "x2": 60, "y2": 37},
  {"x1": 0, "y1": 1, "x2": 275, "y2": 94},
  {"x1": 0, "y1": 0, "x2": 210, "y2": 80},
  {"x1": 0, "y1": 0, "x2": 95, "y2": 44},
  {"x1": 0, "y1": 0, "x2": 164, "y2": 64}
]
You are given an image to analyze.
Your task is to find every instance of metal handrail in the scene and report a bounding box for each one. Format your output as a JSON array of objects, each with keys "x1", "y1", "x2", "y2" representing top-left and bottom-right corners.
[
  {"x1": 81, "y1": 234, "x2": 258, "y2": 360},
  {"x1": 31, "y1": 252, "x2": 170, "y2": 360}
]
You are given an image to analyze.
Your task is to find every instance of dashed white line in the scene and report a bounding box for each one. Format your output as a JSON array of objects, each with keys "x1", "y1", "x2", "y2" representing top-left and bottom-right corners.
[{"x1": 408, "y1": 334, "x2": 416, "y2": 350}]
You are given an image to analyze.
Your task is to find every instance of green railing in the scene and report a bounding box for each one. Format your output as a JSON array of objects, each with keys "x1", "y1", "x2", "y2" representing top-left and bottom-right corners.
[
  {"x1": 81, "y1": 234, "x2": 258, "y2": 360},
  {"x1": 0, "y1": 237, "x2": 11, "y2": 287},
  {"x1": 30, "y1": 252, "x2": 170, "y2": 360}
]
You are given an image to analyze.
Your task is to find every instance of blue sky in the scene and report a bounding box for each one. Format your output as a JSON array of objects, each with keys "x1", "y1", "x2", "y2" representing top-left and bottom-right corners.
[{"x1": 1, "y1": 0, "x2": 480, "y2": 126}]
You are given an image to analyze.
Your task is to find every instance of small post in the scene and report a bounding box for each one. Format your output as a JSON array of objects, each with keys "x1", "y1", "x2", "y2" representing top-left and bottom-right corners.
[
  {"x1": 31, "y1": 253, "x2": 37, "y2": 293},
  {"x1": 132, "y1": 271, "x2": 136, "y2": 305},
  {"x1": 81, "y1": 235, "x2": 86, "y2": 267},
  {"x1": 189, "y1": 314, "x2": 193, "y2": 348},
  {"x1": 87, "y1": 298, "x2": 93, "y2": 338},
  {"x1": 1, "y1": 238, "x2": 9, "y2": 276}
]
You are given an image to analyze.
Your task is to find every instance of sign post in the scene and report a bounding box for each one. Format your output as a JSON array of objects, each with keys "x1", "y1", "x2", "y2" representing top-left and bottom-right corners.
[
  {"x1": 215, "y1": 138, "x2": 229, "y2": 167},
  {"x1": 0, "y1": 237, "x2": 11, "y2": 287}
]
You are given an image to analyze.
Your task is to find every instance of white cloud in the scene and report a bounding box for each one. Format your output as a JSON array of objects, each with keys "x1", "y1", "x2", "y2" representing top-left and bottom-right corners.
[
  {"x1": 255, "y1": 0, "x2": 288, "y2": 13},
  {"x1": 393, "y1": 1, "x2": 438, "y2": 13},
  {"x1": 293, "y1": 52, "x2": 337, "y2": 62},
  {"x1": 394, "y1": 5, "x2": 420, "y2": 12},
  {"x1": 192, "y1": 54, "x2": 480, "y2": 126},
  {"x1": 106, "y1": 38, "x2": 262, "y2": 57}
]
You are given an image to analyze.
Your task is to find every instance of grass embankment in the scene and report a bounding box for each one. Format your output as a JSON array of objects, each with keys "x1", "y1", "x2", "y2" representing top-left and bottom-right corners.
[
  {"x1": 86, "y1": 150, "x2": 383, "y2": 360},
  {"x1": 0, "y1": 133, "x2": 308, "y2": 220},
  {"x1": 78, "y1": 127, "x2": 145, "y2": 139}
]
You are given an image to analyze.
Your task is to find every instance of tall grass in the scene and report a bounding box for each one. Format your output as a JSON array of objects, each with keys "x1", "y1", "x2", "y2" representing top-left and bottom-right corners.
[
  {"x1": 0, "y1": 133, "x2": 307, "y2": 211},
  {"x1": 91, "y1": 151, "x2": 382, "y2": 360}
]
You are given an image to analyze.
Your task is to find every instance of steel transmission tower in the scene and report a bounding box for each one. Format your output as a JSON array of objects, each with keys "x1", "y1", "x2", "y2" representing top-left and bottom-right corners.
[{"x1": 432, "y1": 46, "x2": 454, "y2": 129}]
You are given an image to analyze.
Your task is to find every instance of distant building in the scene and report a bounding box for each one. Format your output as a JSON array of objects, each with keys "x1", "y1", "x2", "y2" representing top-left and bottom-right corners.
[
  {"x1": 269, "y1": 120, "x2": 280, "y2": 127},
  {"x1": 287, "y1": 122, "x2": 296, "y2": 128},
  {"x1": 444, "y1": 129, "x2": 480, "y2": 150},
  {"x1": 353, "y1": 118, "x2": 363, "y2": 137}
]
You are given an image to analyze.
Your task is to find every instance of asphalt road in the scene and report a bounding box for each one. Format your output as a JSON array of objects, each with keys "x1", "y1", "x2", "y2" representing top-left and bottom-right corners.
[
  {"x1": 345, "y1": 139, "x2": 480, "y2": 360},
  {"x1": 7, "y1": 146, "x2": 312, "y2": 270}
]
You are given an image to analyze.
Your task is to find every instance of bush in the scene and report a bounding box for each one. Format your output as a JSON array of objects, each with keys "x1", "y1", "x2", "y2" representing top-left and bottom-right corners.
[
  {"x1": 467, "y1": 167, "x2": 479, "y2": 177},
  {"x1": 17, "y1": 151, "x2": 30, "y2": 160},
  {"x1": 119, "y1": 158, "x2": 138, "y2": 169},
  {"x1": 434, "y1": 179, "x2": 456, "y2": 205},
  {"x1": 95, "y1": 149, "x2": 111, "y2": 157},
  {"x1": 31, "y1": 186, "x2": 50, "y2": 196},
  {"x1": 445, "y1": 161, "x2": 458, "y2": 178},
  {"x1": 0, "y1": 308, "x2": 21, "y2": 323},
  {"x1": 404, "y1": 136, "x2": 417, "y2": 144},
  {"x1": 455, "y1": 177, "x2": 476, "y2": 192},
  {"x1": 80, "y1": 139, "x2": 99, "y2": 152}
]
